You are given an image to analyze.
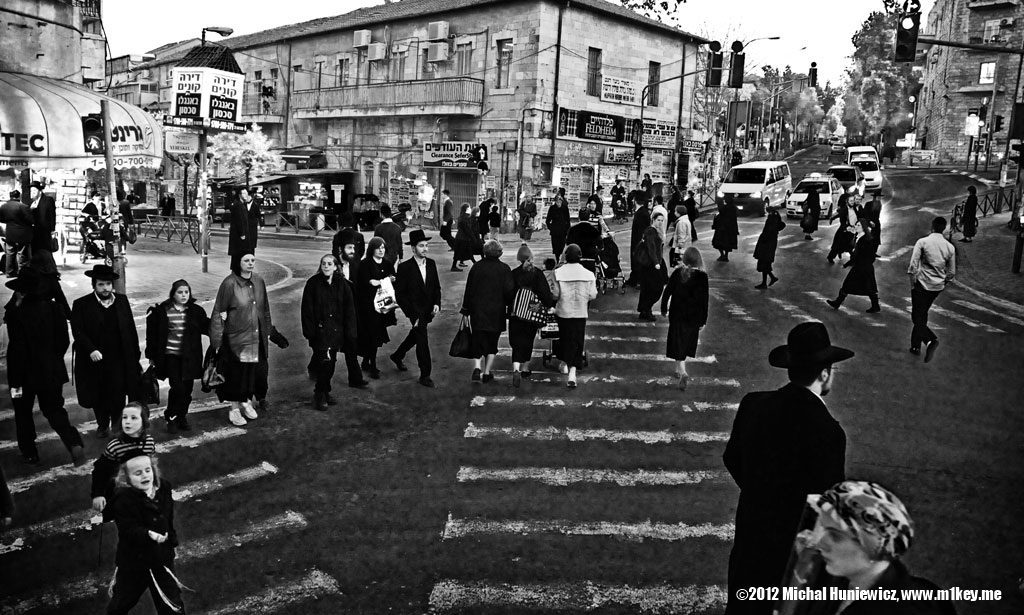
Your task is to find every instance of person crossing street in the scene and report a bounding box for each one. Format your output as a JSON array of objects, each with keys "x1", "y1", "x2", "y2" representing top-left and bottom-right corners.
[
  {"x1": 391, "y1": 229, "x2": 442, "y2": 387},
  {"x1": 907, "y1": 217, "x2": 956, "y2": 363}
]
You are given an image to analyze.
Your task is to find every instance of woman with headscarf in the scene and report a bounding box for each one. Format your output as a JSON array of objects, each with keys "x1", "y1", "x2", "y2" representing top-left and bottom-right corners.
[
  {"x1": 356, "y1": 237, "x2": 398, "y2": 379},
  {"x1": 636, "y1": 210, "x2": 668, "y2": 322},
  {"x1": 961, "y1": 186, "x2": 978, "y2": 243},
  {"x1": 552, "y1": 244, "x2": 598, "y2": 389},
  {"x1": 827, "y1": 193, "x2": 857, "y2": 264},
  {"x1": 301, "y1": 254, "x2": 358, "y2": 411},
  {"x1": 801, "y1": 186, "x2": 821, "y2": 240},
  {"x1": 826, "y1": 222, "x2": 880, "y2": 314},
  {"x1": 460, "y1": 240, "x2": 515, "y2": 383},
  {"x1": 790, "y1": 481, "x2": 955, "y2": 615},
  {"x1": 508, "y1": 245, "x2": 556, "y2": 388},
  {"x1": 452, "y1": 203, "x2": 479, "y2": 271},
  {"x1": 753, "y1": 206, "x2": 786, "y2": 289},
  {"x1": 712, "y1": 198, "x2": 739, "y2": 262},
  {"x1": 660, "y1": 247, "x2": 708, "y2": 391}
]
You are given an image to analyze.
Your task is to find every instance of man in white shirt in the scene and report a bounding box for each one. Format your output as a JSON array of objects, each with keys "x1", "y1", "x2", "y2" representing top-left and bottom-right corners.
[{"x1": 907, "y1": 217, "x2": 956, "y2": 363}]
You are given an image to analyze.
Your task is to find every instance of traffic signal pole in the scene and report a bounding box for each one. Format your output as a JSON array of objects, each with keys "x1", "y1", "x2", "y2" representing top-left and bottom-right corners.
[
  {"x1": 100, "y1": 100, "x2": 126, "y2": 294},
  {"x1": 637, "y1": 66, "x2": 705, "y2": 177},
  {"x1": 199, "y1": 129, "x2": 210, "y2": 273}
]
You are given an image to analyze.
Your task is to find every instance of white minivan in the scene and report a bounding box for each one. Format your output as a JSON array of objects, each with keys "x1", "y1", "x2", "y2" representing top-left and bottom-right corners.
[
  {"x1": 846, "y1": 146, "x2": 883, "y2": 194},
  {"x1": 715, "y1": 161, "x2": 793, "y2": 216}
]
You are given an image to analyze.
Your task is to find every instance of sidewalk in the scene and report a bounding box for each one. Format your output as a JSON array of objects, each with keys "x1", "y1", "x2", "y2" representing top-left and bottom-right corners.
[{"x1": 949, "y1": 211, "x2": 1024, "y2": 308}]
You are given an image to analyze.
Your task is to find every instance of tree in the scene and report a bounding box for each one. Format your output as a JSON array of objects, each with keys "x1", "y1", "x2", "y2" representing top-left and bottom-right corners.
[
  {"x1": 208, "y1": 125, "x2": 284, "y2": 187},
  {"x1": 618, "y1": 0, "x2": 689, "y2": 26}
]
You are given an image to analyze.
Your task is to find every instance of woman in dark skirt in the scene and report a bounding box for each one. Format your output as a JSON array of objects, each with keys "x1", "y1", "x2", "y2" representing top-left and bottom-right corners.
[
  {"x1": 460, "y1": 240, "x2": 515, "y2": 383},
  {"x1": 637, "y1": 211, "x2": 668, "y2": 321},
  {"x1": 356, "y1": 237, "x2": 398, "y2": 378},
  {"x1": 508, "y1": 245, "x2": 556, "y2": 388},
  {"x1": 711, "y1": 199, "x2": 739, "y2": 261},
  {"x1": 552, "y1": 244, "x2": 598, "y2": 388},
  {"x1": 661, "y1": 247, "x2": 709, "y2": 391},
  {"x1": 826, "y1": 222, "x2": 881, "y2": 313},
  {"x1": 452, "y1": 204, "x2": 479, "y2": 270},
  {"x1": 753, "y1": 207, "x2": 785, "y2": 289}
]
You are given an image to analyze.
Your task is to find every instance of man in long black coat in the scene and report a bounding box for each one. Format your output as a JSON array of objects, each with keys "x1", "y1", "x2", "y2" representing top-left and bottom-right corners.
[
  {"x1": 335, "y1": 229, "x2": 368, "y2": 389},
  {"x1": 0, "y1": 189, "x2": 33, "y2": 277},
  {"x1": 5, "y1": 269, "x2": 86, "y2": 465},
  {"x1": 723, "y1": 322, "x2": 853, "y2": 615},
  {"x1": 391, "y1": 229, "x2": 441, "y2": 388},
  {"x1": 228, "y1": 188, "x2": 260, "y2": 272},
  {"x1": 332, "y1": 212, "x2": 365, "y2": 262},
  {"x1": 626, "y1": 196, "x2": 651, "y2": 286},
  {"x1": 545, "y1": 188, "x2": 571, "y2": 260},
  {"x1": 28, "y1": 182, "x2": 57, "y2": 271},
  {"x1": 70, "y1": 265, "x2": 141, "y2": 438},
  {"x1": 374, "y1": 204, "x2": 404, "y2": 266}
]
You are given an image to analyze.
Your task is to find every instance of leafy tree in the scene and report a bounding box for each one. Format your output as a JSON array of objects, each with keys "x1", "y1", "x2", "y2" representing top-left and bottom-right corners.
[
  {"x1": 208, "y1": 125, "x2": 284, "y2": 187},
  {"x1": 618, "y1": 0, "x2": 689, "y2": 26}
]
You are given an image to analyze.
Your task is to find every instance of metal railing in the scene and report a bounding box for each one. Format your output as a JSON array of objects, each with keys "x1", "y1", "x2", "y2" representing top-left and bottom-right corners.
[
  {"x1": 141, "y1": 215, "x2": 200, "y2": 253},
  {"x1": 291, "y1": 77, "x2": 484, "y2": 113},
  {"x1": 242, "y1": 96, "x2": 285, "y2": 116}
]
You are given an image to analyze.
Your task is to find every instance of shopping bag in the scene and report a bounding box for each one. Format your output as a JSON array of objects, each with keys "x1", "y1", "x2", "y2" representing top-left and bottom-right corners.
[
  {"x1": 138, "y1": 365, "x2": 160, "y2": 406},
  {"x1": 374, "y1": 277, "x2": 398, "y2": 313},
  {"x1": 511, "y1": 287, "x2": 546, "y2": 324},
  {"x1": 449, "y1": 315, "x2": 476, "y2": 359},
  {"x1": 200, "y1": 346, "x2": 225, "y2": 392},
  {"x1": 539, "y1": 313, "x2": 560, "y2": 339}
]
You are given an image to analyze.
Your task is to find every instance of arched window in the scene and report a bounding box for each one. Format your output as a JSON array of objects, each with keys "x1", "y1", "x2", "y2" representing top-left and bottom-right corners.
[
  {"x1": 378, "y1": 162, "x2": 390, "y2": 204},
  {"x1": 362, "y1": 160, "x2": 375, "y2": 195}
]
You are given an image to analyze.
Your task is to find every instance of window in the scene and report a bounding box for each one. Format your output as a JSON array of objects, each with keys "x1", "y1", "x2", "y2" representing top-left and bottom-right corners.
[
  {"x1": 254, "y1": 70, "x2": 262, "y2": 82},
  {"x1": 270, "y1": 68, "x2": 278, "y2": 81},
  {"x1": 983, "y1": 19, "x2": 1002, "y2": 42},
  {"x1": 496, "y1": 39, "x2": 513, "y2": 88},
  {"x1": 648, "y1": 61, "x2": 661, "y2": 106},
  {"x1": 356, "y1": 50, "x2": 367, "y2": 85},
  {"x1": 422, "y1": 48, "x2": 432, "y2": 79},
  {"x1": 378, "y1": 162, "x2": 390, "y2": 204},
  {"x1": 337, "y1": 58, "x2": 350, "y2": 86},
  {"x1": 363, "y1": 160, "x2": 375, "y2": 194},
  {"x1": 393, "y1": 52, "x2": 407, "y2": 81},
  {"x1": 587, "y1": 47, "x2": 603, "y2": 96},
  {"x1": 456, "y1": 43, "x2": 474, "y2": 76},
  {"x1": 980, "y1": 61, "x2": 996, "y2": 84}
]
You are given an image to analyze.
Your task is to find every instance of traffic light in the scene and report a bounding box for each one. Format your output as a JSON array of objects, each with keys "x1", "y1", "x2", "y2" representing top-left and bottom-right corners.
[
  {"x1": 808, "y1": 62, "x2": 818, "y2": 88},
  {"x1": 1010, "y1": 141, "x2": 1024, "y2": 166},
  {"x1": 728, "y1": 52, "x2": 745, "y2": 89},
  {"x1": 633, "y1": 142, "x2": 644, "y2": 163},
  {"x1": 893, "y1": 12, "x2": 921, "y2": 62},
  {"x1": 706, "y1": 41, "x2": 723, "y2": 87},
  {"x1": 979, "y1": 104, "x2": 989, "y2": 128},
  {"x1": 81, "y1": 113, "x2": 104, "y2": 155},
  {"x1": 994, "y1": 115, "x2": 1005, "y2": 132}
]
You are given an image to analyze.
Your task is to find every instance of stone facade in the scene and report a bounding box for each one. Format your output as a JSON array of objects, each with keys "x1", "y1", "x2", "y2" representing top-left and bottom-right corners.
[
  {"x1": 920, "y1": 0, "x2": 1024, "y2": 165},
  {"x1": 0, "y1": 0, "x2": 106, "y2": 84}
]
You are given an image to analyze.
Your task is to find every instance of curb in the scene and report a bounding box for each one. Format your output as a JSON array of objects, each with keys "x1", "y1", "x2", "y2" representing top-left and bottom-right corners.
[
  {"x1": 950, "y1": 278, "x2": 1024, "y2": 316},
  {"x1": 948, "y1": 169, "x2": 999, "y2": 186}
]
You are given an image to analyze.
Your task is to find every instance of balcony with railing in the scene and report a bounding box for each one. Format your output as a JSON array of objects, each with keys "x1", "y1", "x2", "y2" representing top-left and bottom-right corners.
[
  {"x1": 72, "y1": 0, "x2": 102, "y2": 21},
  {"x1": 291, "y1": 77, "x2": 484, "y2": 119},
  {"x1": 241, "y1": 95, "x2": 286, "y2": 123}
]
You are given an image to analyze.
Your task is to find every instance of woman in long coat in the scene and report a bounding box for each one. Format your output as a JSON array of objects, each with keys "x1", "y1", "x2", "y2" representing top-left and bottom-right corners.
[
  {"x1": 301, "y1": 254, "x2": 358, "y2": 411},
  {"x1": 800, "y1": 187, "x2": 821, "y2": 240},
  {"x1": 962, "y1": 186, "x2": 978, "y2": 242},
  {"x1": 508, "y1": 245, "x2": 556, "y2": 388},
  {"x1": 827, "y1": 193, "x2": 857, "y2": 264},
  {"x1": 636, "y1": 212, "x2": 668, "y2": 321},
  {"x1": 453, "y1": 204, "x2": 479, "y2": 269},
  {"x1": 660, "y1": 247, "x2": 709, "y2": 391},
  {"x1": 227, "y1": 188, "x2": 260, "y2": 272},
  {"x1": 460, "y1": 240, "x2": 515, "y2": 383},
  {"x1": 711, "y1": 198, "x2": 739, "y2": 261},
  {"x1": 753, "y1": 207, "x2": 785, "y2": 289},
  {"x1": 356, "y1": 237, "x2": 398, "y2": 379},
  {"x1": 826, "y1": 222, "x2": 880, "y2": 313}
]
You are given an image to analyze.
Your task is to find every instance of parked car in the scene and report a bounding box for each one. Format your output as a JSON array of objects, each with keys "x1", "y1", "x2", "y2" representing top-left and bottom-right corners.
[{"x1": 786, "y1": 174, "x2": 844, "y2": 219}]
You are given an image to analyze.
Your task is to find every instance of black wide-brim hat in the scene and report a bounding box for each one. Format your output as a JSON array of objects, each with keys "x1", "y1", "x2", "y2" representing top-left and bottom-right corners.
[
  {"x1": 405, "y1": 229, "x2": 432, "y2": 246},
  {"x1": 338, "y1": 228, "x2": 362, "y2": 247},
  {"x1": 4, "y1": 268, "x2": 43, "y2": 294},
  {"x1": 768, "y1": 321, "x2": 855, "y2": 368},
  {"x1": 84, "y1": 264, "x2": 120, "y2": 281}
]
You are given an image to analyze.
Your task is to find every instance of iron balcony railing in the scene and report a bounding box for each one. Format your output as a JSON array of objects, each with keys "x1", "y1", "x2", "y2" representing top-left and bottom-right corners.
[
  {"x1": 242, "y1": 96, "x2": 285, "y2": 117},
  {"x1": 291, "y1": 77, "x2": 484, "y2": 114}
]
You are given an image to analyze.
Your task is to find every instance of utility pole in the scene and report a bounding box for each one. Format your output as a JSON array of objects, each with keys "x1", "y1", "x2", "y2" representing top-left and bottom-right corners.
[
  {"x1": 100, "y1": 100, "x2": 126, "y2": 294},
  {"x1": 199, "y1": 129, "x2": 210, "y2": 272}
]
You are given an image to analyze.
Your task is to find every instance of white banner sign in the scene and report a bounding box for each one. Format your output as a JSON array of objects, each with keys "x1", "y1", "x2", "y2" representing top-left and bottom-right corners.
[
  {"x1": 600, "y1": 76, "x2": 641, "y2": 106},
  {"x1": 164, "y1": 130, "x2": 200, "y2": 155},
  {"x1": 642, "y1": 119, "x2": 677, "y2": 148},
  {"x1": 169, "y1": 67, "x2": 244, "y2": 124}
]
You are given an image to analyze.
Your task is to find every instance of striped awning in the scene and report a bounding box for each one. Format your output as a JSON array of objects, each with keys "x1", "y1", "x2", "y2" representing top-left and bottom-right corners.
[{"x1": 0, "y1": 71, "x2": 164, "y2": 171}]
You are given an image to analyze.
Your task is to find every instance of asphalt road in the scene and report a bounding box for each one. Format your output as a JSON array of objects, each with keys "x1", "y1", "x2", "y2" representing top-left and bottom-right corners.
[{"x1": 2, "y1": 145, "x2": 1022, "y2": 614}]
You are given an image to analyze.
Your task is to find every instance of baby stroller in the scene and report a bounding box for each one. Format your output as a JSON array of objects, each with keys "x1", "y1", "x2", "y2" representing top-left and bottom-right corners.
[
  {"x1": 612, "y1": 196, "x2": 631, "y2": 224},
  {"x1": 596, "y1": 233, "x2": 625, "y2": 294},
  {"x1": 540, "y1": 310, "x2": 589, "y2": 369},
  {"x1": 79, "y1": 218, "x2": 111, "y2": 265}
]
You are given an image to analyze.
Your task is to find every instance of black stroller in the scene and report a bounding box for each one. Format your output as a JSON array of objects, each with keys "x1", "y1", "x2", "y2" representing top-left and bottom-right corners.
[{"x1": 79, "y1": 217, "x2": 111, "y2": 265}]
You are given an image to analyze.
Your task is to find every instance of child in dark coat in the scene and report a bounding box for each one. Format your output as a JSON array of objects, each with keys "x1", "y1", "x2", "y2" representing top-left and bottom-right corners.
[
  {"x1": 107, "y1": 453, "x2": 185, "y2": 614},
  {"x1": 91, "y1": 404, "x2": 156, "y2": 519}
]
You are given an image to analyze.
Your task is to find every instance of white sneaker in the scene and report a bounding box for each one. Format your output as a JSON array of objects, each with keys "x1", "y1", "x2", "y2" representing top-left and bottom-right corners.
[
  {"x1": 228, "y1": 406, "x2": 248, "y2": 426},
  {"x1": 241, "y1": 400, "x2": 258, "y2": 420}
]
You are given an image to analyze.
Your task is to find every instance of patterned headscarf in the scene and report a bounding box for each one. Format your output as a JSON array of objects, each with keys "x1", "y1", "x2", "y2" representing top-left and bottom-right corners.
[{"x1": 814, "y1": 481, "x2": 914, "y2": 560}]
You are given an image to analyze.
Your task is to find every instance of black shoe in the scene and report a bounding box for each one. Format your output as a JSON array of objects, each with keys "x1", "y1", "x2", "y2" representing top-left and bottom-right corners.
[
  {"x1": 165, "y1": 418, "x2": 179, "y2": 434},
  {"x1": 176, "y1": 417, "x2": 192, "y2": 431},
  {"x1": 827, "y1": 258, "x2": 835, "y2": 264},
  {"x1": 716, "y1": 255, "x2": 728, "y2": 262},
  {"x1": 70, "y1": 445, "x2": 87, "y2": 467},
  {"x1": 368, "y1": 367, "x2": 381, "y2": 379},
  {"x1": 390, "y1": 354, "x2": 408, "y2": 371},
  {"x1": 419, "y1": 376, "x2": 436, "y2": 387},
  {"x1": 754, "y1": 283, "x2": 768, "y2": 290},
  {"x1": 639, "y1": 313, "x2": 657, "y2": 322},
  {"x1": 313, "y1": 393, "x2": 328, "y2": 412},
  {"x1": 349, "y1": 380, "x2": 369, "y2": 389},
  {"x1": 924, "y1": 339, "x2": 939, "y2": 363},
  {"x1": 450, "y1": 266, "x2": 463, "y2": 272},
  {"x1": 472, "y1": 368, "x2": 482, "y2": 382},
  {"x1": 769, "y1": 275, "x2": 779, "y2": 286},
  {"x1": 826, "y1": 299, "x2": 842, "y2": 310},
  {"x1": 909, "y1": 347, "x2": 921, "y2": 356},
  {"x1": 866, "y1": 305, "x2": 881, "y2": 313},
  {"x1": 22, "y1": 453, "x2": 41, "y2": 465},
  {"x1": 482, "y1": 373, "x2": 494, "y2": 383},
  {"x1": 512, "y1": 371, "x2": 522, "y2": 388}
]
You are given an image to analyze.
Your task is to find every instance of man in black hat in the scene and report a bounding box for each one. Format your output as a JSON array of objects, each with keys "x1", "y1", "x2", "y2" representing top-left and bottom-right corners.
[
  {"x1": 373, "y1": 205, "x2": 404, "y2": 266},
  {"x1": 0, "y1": 190, "x2": 32, "y2": 277},
  {"x1": 228, "y1": 187, "x2": 260, "y2": 272},
  {"x1": 28, "y1": 182, "x2": 57, "y2": 271},
  {"x1": 69, "y1": 264, "x2": 141, "y2": 438},
  {"x1": 722, "y1": 321, "x2": 853, "y2": 615},
  {"x1": 391, "y1": 229, "x2": 441, "y2": 387},
  {"x1": 334, "y1": 229, "x2": 368, "y2": 388},
  {"x1": 4, "y1": 269, "x2": 86, "y2": 465},
  {"x1": 332, "y1": 213, "x2": 365, "y2": 262}
]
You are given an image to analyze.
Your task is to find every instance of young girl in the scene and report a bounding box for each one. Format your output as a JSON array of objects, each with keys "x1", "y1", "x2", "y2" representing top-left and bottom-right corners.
[
  {"x1": 107, "y1": 453, "x2": 185, "y2": 615},
  {"x1": 661, "y1": 247, "x2": 709, "y2": 391},
  {"x1": 487, "y1": 204, "x2": 501, "y2": 240},
  {"x1": 91, "y1": 403, "x2": 156, "y2": 518}
]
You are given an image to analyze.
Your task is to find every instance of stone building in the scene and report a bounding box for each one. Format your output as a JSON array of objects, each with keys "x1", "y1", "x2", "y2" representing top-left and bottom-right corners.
[
  {"x1": 133, "y1": 0, "x2": 705, "y2": 219},
  {"x1": 919, "y1": 0, "x2": 1024, "y2": 166},
  {"x1": 0, "y1": 0, "x2": 105, "y2": 84}
]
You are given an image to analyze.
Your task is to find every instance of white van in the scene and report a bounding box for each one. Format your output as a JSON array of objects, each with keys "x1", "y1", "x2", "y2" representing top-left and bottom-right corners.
[
  {"x1": 716, "y1": 161, "x2": 793, "y2": 215},
  {"x1": 846, "y1": 146, "x2": 883, "y2": 193}
]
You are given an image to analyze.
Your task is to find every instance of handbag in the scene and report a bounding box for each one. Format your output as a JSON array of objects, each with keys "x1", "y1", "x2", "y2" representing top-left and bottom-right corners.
[
  {"x1": 374, "y1": 277, "x2": 398, "y2": 314},
  {"x1": 632, "y1": 238, "x2": 652, "y2": 268},
  {"x1": 511, "y1": 287, "x2": 546, "y2": 324},
  {"x1": 200, "y1": 346, "x2": 225, "y2": 392},
  {"x1": 138, "y1": 365, "x2": 160, "y2": 406},
  {"x1": 539, "y1": 312, "x2": 560, "y2": 339},
  {"x1": 449, "y1": 315, "x2": 476, "y2": 359},
  {"x1": 49, "y1": 231, "x2": 59, "y2": 252}
]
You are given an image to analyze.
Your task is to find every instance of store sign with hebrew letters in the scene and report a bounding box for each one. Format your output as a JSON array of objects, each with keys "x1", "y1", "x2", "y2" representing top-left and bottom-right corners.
[{"x1": 167, "y1": 67, "x2": 246, "y2": 131}]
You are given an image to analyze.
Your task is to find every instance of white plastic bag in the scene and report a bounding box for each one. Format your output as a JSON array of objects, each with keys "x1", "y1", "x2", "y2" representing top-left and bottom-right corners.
[{"x1": 374, "y1": 277, "x2": 398, "y2": 313}]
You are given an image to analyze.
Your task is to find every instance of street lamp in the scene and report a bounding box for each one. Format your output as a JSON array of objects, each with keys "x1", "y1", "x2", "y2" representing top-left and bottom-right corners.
[{"x1": 201, "y1": 26, "x2": 234, "y2": 46}]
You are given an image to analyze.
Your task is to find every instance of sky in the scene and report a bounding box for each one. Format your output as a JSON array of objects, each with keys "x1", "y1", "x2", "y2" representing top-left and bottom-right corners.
[{"x1": 104, "y1": 0, "x2": 935, "y2": 87}]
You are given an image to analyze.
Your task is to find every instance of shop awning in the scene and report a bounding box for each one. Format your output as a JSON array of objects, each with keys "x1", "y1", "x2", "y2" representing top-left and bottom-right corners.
[
  {"x1": 280, "y1": 147, "x2": 324, "y2": 161},
  {"x1": 0, "y1": 71, "x2": 164, "y2": 172}
]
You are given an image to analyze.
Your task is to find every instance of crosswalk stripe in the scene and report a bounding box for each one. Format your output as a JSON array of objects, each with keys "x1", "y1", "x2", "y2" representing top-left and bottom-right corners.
[
  {"x1": 588, "y1": 320, "x2": 658, "y2": 327},
  {"x1": 803, "y1": 291, "x2": 890, "y2": 328},
  {"x1": 0, "y1": 461, "x2": 279, "y2": 555},
  {"x1": 952, "y1": 299, "x2": 1024, "y2": 327},
  {"x1": 778, "y1": 237, "x2": 822, "y2": 250},
  {"x1": 428, "y1": 580, "x2": 728, "y2": 613},
  {"x1": 644, "y1": 376, "x2": 740, "y2": 387},
  {"x1": 768, "y1": 297, "x2": 820, "y2": 323},
  {"x1": 199, "y1": 569, "x2": 341, "y2": 615},
  {"x1": 506, "y1": 332, "x2": 661, "y2": 342},
  {"x1": 589, "y1": 352, "x2": 714, "y2": 362},
  {"x1": 905, "y1": 299, "x2": 1003, "y2": 333},
  {"x1": 5, "y1": 511, "x2": 308, "y2": 613},
  {"x1": 9, "y1": 427, "x2": 246, "y2": 494},
  {"x1": 877, "y1": 245, "x2": 914, "y2": 261},
  {"x1": 470, "y1": 396, "x2": 732, "y2": 411},
  {"x1": 456, "y1": 466, "x2": 729, "y2": 486},
  {"x1": 710, "y1": 290, "x2": 758, "y2": 322},
  {"x1": 0, "y1": 409, "x2": 11, "y2": 422},
  {"x1": 464, "y1": 424, "x2": 731, "y2": 443},
  {"x1": 486, "y1": 372, "x2": 739, "y2": 387},
  {"x1": 442, "y1": 514, "x2": 735, "y2": 541},
  {"x1": 893, "y1": 205, "x2": 917, "y2": 211}
]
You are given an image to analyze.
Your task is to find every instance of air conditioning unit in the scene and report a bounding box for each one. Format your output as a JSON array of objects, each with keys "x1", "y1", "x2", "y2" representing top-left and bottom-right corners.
[
  {"x1": 990, "y1": 35, "x2": 1003, "y2": 42},
  {"x1": 427, "y1": 42, "x2": 448, "y2": 63},
  {"x1": 353, "y1": 30, "x2": 372, "y2": 48},
  {"x1": 367, "y1": 43, "x2": 387, "y2": 61},
  {"x1": 428, "y1": 21, "x2": 450, "y2": 41}
]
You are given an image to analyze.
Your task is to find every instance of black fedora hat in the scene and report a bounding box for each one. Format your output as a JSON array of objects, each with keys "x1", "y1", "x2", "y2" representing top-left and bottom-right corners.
[
  {"x1": 28, "y1": 181, "x2": 45, "y2": 191},
  {"x1": 84, "y1": 264, "x2": 120, "y2": 281},
  {"x1": 4, "y1": 268, "x2": 43, "y2": 294},
  {"x1": 338, "y1": 228, "x2": 362, "y2": 247},
  {"x1": 768, "y1": 321, "x2": 854, "y2": 369},
  {"x1": 405, "y1": 229, "x2": 432, "y2": 246}
]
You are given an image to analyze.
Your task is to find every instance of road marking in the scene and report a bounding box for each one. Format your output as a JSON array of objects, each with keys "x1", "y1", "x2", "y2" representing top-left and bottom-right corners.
[
  {"x1": 470, "y1": 397, "x2": 731, "y2": 411},
  {"x1": 442, "y1": 514, "x2": 735, "y2": 542},
  {"x1": 893, "y1": 204, "x2": 918, "y2": 211},
  {"x1": 804, "y1": 291, "x2": 888, "y2": 327},
  {"x1": 5, "y1": 511, "x2": 308, "y2": 613},
  {"x1": 491, "y1": 373, "x2": 740, "y2": 387},
  {"x1": 768, "y1": 297, "x2": 817, "y2": 322},
  {"x1": 0, "y1": 409, "x2": 11, "y2": 422},
  {"x1": 200, "y1": 569, "x2": 341, "y2": 615},
  {"x1": 904, "y1": 298, "x2": 1003, "y2": 333},
  {"x1": 877, "y1": 245, "x2": 913, "y2": 262},
  {"x1": 8, "y1": 427, "x2": 246, "y2": 494},
  {"x1": 778, "y1": 237, "x2": 823, "y2": 250},
  {"x1": 428, "y1": 580, "x2": 728, "y2": 613},
  {"x1": 456, "y1": 466, "x2": 729, "y2": 486},
  {"x1": 0, "y1": 462, "x2": 279, "y2": 555},
  {"x1": 710, "y1": 290, "x2": 758, "y2": 322},
  {"x1": 741, "y1": 232, "x2": 762, "y2": 240},
  {"x1": 588, "y1": 320, "x2": 659, "y2": 327},
  {"x1": 952, "y1": 299, "x2": 1024, "y2": 327},
  {"x1": 464, "y1": 424, "x2": 731, "y2": 443},
  {"x1": 589, "y1": 352, "x2": 715, "y2": 363},
  {"x1": 0, "y1": 398, "x2": 231, "y2": 449},
  {"x1": 644, "y1": 376, "x2": 740, "y2": 387}
]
